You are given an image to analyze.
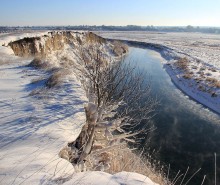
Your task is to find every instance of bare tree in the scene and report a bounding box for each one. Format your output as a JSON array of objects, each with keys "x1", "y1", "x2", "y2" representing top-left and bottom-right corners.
[{"x1": 65, "y1": 43, "x2": 158, "y2": 171}]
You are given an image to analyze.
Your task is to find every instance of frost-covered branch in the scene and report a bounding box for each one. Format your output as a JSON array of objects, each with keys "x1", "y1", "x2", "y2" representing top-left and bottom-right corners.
[{"x1": 65, "y1": 41, "x2": 158, "y2": 171}]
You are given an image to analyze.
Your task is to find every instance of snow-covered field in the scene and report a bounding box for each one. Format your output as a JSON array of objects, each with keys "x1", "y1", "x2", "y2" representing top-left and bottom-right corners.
[
  {"x1": 96, "y1": 31, "x2": 220, "y2": 115},
  {"x1": 0, "y1": 32, "x2": 157, "y2": 185}
]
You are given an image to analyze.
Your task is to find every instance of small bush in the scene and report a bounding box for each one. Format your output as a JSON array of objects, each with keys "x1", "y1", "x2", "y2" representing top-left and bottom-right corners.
[
  {"x1": 112, "y1": 41, "x2": 128, "y2": 56},
  {"x1": 214, "y1": 81, "x2": 220, "y2": 88},
  {"x1": 46, "y1": 72, "x2": 62, "y2": 88},
  {"x1": 197, "y1": 71, "x2": 204, "y2": 75},
  {"x1": 191, "y1": 65, "x2": 198, "y2": 69},
  {"x1": 206, "y1": 77, "x2": 217, "y2": 83},
  {"x1": 200, "y1": 67, "x2": 206, "y2": 71},
  {"x1": 195, "y1": 77, "x2": 202, "y2": 81},
  {"x1": 198, "y1": 85, "x2": 206, "y2": 92},
  {"x1": 183, "y1": 73, "x2": 193, "y2": 79},
  {"x1": 28, "y1": 58, "x2": 48, "y2": 69},
  {"x1": 175, "y1": 57, "x2": 189, "y2": 71},
  {"x1": 205, "y1": 77, "x2": 220, "y2": 88},
  {"x1": 46, "y1": 69, "x2": 69, "y2": 88},
  {"x1": 211, "y1": 68, "x2": 217, "y2": 72}
]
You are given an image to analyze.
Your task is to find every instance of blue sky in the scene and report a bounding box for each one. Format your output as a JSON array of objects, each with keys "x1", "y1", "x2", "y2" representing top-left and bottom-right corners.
[{"x1": 0, "y1": 0, "x2": 219, "y2": 26}]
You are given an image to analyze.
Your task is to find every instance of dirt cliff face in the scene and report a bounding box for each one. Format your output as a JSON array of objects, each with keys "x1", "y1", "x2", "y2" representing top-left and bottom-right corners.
[
  {"x1": 8, "y1": 32, "x2": 75, "y2": 57},
  {"x1": 8, "y1": 32, "x2": 102, "y2": 58},
  {"x1": 8, "y1": 31, "x2": 127, "y2": 59},
  {"x1": 9, "y1": 37, "x2": 41, "y2": 57}
]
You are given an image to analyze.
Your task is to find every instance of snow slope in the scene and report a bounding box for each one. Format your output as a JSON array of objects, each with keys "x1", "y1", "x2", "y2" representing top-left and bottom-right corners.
[
  {"x1": 0, "y1": 45, "x2": 87, "y2": 184},
  {"x1": 0, "y1": 32, "x2": 158, "y2": 185}
]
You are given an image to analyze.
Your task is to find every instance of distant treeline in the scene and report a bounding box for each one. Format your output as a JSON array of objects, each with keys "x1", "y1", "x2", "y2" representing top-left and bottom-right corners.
[{"x1": 1, "y1": 25, "x2": 220, "y2": 34}]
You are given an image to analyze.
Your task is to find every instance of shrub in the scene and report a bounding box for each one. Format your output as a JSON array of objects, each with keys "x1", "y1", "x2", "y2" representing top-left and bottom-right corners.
[
  {"x1": 211, "y1": 68, "x2": 217, "y2": 72},
  {"x1": 28, "y1": 58, "x2": 48, "y2": 69},
  {"x1": 46, "y1": 69, "x2": 70, "y2": 88},
  {"x1": 206, "y1": 77, "x2": 217, "y2": 83},
  {"x1": 197, "y1": 71, "x2": 204, "y2": 75},
  {"x1": 175, "y1": 57, "x2": 189, "y2": 71},
  {"x1": 200, "y1": 67, "x2": 206, "y2": 71},
  {"x1": 112, "y1": 41, "x2": 128, "y2": 56},
  {"x1": 191, "y1": 65, "x2": 198, "y2": 69},
  {"x1": 183, "y1": 73, "x2": 193, "y2": 79},
  {"x1": 198, "y1": 85, "x2": 206, "y2": 92},
  {"x1": 214, "y1": 81, "x2": 220, "y2": 88},
  {"x1": 205, "y1": 77, "x2": 220, "y2": 88}
]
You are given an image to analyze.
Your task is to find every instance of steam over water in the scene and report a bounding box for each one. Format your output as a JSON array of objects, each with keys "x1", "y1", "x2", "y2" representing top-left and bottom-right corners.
[{"x1": 124, "y1": 47, "x2": 220, "y2": 185}]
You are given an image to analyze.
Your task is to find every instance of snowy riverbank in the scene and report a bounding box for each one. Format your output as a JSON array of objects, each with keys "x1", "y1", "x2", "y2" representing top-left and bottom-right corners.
[
  {"x1": 0, "y1": 32, "x2": 158, "y2": 185},
  {"x1": 97, "y1": 31, "x2": 220, "y2": 115},
  {"x1": 165, "y1": 64, "x2": 220, "y2": 115}
]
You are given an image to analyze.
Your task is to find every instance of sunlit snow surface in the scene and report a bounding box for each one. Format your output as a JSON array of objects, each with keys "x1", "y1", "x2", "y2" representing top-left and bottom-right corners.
[
  {"x1": 61, "y1": 171, "x2": 158, "y2": 185},
  {"x1": 0, "y1": 32, "x2": 86, "y2": 185}
]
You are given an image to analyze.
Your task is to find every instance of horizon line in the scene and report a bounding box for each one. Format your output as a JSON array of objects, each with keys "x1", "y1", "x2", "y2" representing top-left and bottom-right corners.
[{"x1": 1, "y1": 25, "x2": 220, "y2": 28}]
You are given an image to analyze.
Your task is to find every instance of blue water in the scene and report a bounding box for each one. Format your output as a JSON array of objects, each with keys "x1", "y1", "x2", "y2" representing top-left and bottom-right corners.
[{"x1": 124, "y1": 47, "x2": 220, "y2": 185}]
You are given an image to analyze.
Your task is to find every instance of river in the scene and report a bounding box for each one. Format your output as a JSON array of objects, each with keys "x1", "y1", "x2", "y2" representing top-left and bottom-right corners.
[{"x1": 123, "y1": 47, "x2": 220, "y2": 185}]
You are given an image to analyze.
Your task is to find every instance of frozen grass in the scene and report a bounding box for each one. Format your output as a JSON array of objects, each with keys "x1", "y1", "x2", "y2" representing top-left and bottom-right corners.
[
  {"x1": 175, "y1": 57, "x2": 189, "y2": 71},
  {"x1": 106, "y1": 146, "x2": 170, "y2": 185}
]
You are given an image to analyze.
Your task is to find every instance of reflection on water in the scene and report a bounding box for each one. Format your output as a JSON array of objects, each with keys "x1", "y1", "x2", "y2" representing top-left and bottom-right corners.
[{"x1": 124, "y1": 47, "x2": 220, "y2": 185}]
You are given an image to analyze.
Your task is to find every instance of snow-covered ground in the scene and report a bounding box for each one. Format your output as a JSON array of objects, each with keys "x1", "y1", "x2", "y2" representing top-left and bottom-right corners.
[
  {"x1": 96, "y1": 31, "x2": 220, "y2": 115},
  {"x1": 0, "y1": 32, "x2": 157, "y2": 185},
  {"x1": 0, "y1": 42, "x2": 87, "y2": 184},
  {"x1": 62, "y1": 171, "x2": 158, "y2": 185}
]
